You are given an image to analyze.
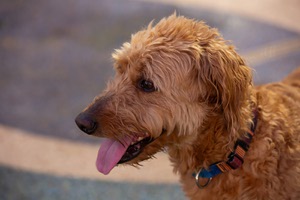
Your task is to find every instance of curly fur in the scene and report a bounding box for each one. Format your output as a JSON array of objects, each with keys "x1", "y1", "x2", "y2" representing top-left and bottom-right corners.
[{"x1": 79, "y1": 14, "x2": 300, "y2": 199}]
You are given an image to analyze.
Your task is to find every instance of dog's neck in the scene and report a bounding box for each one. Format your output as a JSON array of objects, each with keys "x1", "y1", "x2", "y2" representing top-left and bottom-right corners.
[{"x1": 167, "y1": 92, "x2": 257, "y2": 175}]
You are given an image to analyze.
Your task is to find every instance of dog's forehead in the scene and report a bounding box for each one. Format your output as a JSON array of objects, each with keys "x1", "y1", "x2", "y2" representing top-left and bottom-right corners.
[
  {"x1": 112, "y1": 37, "x2": 189, "y2": 77},
  {"x1": 111, "y1": 15, "x2": 216, "y2": 84},
  {"x1": 112, "y1": 44, "x2": 150, "y2": 78},
  {"x1": 112, "y1": 33, "x2": 168, "y2": 80}
]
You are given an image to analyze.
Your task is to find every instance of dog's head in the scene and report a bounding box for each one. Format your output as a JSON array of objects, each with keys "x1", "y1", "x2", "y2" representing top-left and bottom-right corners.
[{"x1": 75, "y1": 14, "x2": 252, "y2": 174}]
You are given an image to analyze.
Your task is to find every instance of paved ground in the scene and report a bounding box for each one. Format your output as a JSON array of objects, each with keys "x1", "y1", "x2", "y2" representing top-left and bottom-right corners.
[{"x1": 0, "y1": 0, "x2": 300, "y2": 199}]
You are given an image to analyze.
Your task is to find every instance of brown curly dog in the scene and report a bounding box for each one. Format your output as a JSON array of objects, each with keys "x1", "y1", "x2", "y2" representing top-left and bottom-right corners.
[{"x1": 75, "y1": 14, "x2": 300, "y2": 199}]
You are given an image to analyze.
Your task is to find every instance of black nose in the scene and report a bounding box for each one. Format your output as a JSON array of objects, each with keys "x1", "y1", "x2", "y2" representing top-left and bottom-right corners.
[{"x1": 75, "y1": 113, "x2": 97, "y2": 135}]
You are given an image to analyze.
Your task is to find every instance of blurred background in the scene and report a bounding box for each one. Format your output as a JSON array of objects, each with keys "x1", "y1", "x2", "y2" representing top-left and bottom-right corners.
[{"x1": 0, "y1": 0, "x2": 299, "y2": 199}]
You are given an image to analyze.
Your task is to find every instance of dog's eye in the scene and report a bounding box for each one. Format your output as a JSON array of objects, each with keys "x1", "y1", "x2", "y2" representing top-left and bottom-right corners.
[{"x1": 138, "y1": 79, "x2": 156, "y2": 92}]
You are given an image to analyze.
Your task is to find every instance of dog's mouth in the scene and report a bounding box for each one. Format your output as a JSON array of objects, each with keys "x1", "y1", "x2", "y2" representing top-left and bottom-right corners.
[
  {"x1": 117, "y1": 136, "x2": 154, "y2": 164},
  {"x1": 96, "y1": 132, "x2": 163, "y2": 175}
]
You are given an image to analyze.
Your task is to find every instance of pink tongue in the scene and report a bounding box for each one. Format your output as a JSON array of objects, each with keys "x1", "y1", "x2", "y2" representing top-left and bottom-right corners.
[{"x1": 96, "y1": 136, "x2": 133, "y2": 175}]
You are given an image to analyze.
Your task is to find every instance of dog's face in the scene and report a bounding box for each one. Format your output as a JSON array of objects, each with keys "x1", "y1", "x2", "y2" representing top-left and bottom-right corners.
[{"x1": 75, "y1": 15, "x2": 251, "y2": 175}]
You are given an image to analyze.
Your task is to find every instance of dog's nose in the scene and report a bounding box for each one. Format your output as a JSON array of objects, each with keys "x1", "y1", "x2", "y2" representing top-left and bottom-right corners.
[{"x1": 75, "y1": 113, "x2": 97, "y2": 135}]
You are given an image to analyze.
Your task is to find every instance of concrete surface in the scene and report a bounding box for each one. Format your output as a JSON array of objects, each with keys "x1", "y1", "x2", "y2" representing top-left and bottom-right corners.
[{"x1": 0, "y1": 0, "x2": 300, "y2": 199}]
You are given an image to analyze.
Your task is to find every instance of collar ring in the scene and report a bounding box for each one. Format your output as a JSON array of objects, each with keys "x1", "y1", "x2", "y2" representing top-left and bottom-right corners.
[{"x1": 195, "y1": 168, "x2": 212, "y2": 189}]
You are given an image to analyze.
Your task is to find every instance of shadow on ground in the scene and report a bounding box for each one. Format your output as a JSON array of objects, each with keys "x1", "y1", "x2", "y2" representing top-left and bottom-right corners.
[{"x1": 0, "y1": 166, "x2": 184, "y2": 200}]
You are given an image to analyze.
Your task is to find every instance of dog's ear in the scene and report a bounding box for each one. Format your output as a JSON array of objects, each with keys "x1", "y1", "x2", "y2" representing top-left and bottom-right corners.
[{"x1": 196, "y1": 33, "x2": 252, "y2": 133}]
